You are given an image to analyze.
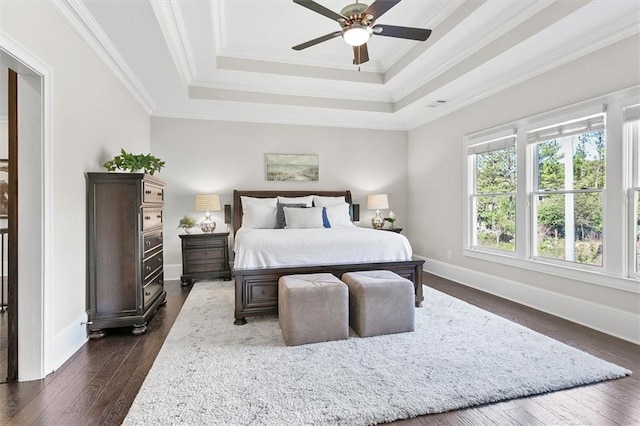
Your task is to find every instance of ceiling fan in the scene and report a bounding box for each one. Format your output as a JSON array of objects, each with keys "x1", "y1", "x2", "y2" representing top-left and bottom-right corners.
[{"x1": 292, "y1": 0, "x2": 432, "y2": 66}]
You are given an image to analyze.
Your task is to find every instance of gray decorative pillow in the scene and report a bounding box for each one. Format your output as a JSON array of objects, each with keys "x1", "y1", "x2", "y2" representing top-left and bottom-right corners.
[{"x1": 275, "y1": 202, "x2": 307, "y2": 229}]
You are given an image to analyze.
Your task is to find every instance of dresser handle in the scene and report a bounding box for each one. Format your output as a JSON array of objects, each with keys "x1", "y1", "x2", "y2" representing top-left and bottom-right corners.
[
  {"x1": 157, "y1": 257, "x2": 162, "y2": 263},
  {"x1": 145, "y1": 241, "x2": 151, "y2": 246},
  {"x1": 144, "y1": 216, "x2": 151, "y2": 220},
  {"x1": 145, "y1": 291, "x2": 151, "y2": 296},
  {"x1": 156, "y1": 214, "x2": 162, "y2": 219},
  {"x1": 145, "y1": 266, "x2": 152, "y2": 272},
  {"x1": 159, "y1": 279, "x2": 163, "y2": 285},
  {"x1": 145, "y1": 190, "x2": 151, "y2": 195},
  {"x1": 261, "y1": 289, "x2": 267, "y2": 295},
  {"x1": 157, "y1": 191, "x2": 163, "y2": 197},
  {"x1": 157, "y1": 236, "x2": 163, "y2": 242}
]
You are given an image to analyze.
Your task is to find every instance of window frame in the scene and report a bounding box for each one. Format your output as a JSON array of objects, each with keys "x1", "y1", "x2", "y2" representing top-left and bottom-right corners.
[
  {"x1": 624, "y1": 106, "x2": 640, "y2": 279},
  {"x1": 462, "y1": 86, "x2": 640, "y2": 294},
  {"x1": 528, "y1": 114, "x2": 606, "y2": 268},
  {"x1": 467, "y1": 135, "x2": 517, "y2": 254}
]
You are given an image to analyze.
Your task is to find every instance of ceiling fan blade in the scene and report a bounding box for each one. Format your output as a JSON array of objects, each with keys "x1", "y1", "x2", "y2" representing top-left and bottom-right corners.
[
  {"x1": 373, "y1": 24, "x2": 431, "y2": 41},
  {"x1": 292, "y1": 31, "x2": 342, "y2": 50},
  {"x1": 293, "y1": 0, "x2": 347, "y2": 22},
  {"x1": 362, "y1": 0, "x2": 401, "y2": 20},
  {"x1": 353, "y1": 44, "x2": 369, "y2": 65}
]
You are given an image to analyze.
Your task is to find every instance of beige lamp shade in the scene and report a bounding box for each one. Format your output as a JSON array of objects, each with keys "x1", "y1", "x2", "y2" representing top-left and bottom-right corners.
[
  {"x1": 367, "y1": 194, "x2": 389, "y2": 210},
  {"x1": 194, "y1": 194, "x2": 221, "y2": 212}
]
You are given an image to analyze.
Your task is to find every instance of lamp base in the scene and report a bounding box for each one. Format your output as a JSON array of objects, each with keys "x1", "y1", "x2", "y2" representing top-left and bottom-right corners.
[
  {"x1": 200, "y1": 221, "x2": 216, "y2": 233},
  {"x1": 371, "y1": 216, "x2": 384, "y2": 230},
  {"x1": 200, "y1": 211, "x2": 217, "y2": 233}
]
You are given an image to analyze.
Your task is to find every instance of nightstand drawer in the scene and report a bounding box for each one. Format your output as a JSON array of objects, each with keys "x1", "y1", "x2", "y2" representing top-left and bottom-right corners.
[
  {"x1": 143, "y1": 182, "x2": 164, "y2": 204},
  {"x1": 143, "y1": 250, "x2": 163, "y2": 279},
  {"x1": 184, "y1": 237, "x2": 226, "y2": 248},
  {"x1": 143, "y1": 272, "x2": 163, "y2": 308},
  {"x1": 186, "y1": 248, "x2": 225, "y2": 261},
  {"x1": 184, "y1": 261, "x2": 227, "y2": 274},
  {"x1": 142, "y1": 208, "x2": 163, "y2": 230},
  {"x1": 143, "y1": 231, "x2": 163, "y2": 254}
]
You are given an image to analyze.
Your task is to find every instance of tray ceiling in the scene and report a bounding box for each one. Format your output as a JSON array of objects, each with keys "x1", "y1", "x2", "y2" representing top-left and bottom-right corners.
[{"x1": 61, "y1": 0, "x2": 639, "y2": 130}]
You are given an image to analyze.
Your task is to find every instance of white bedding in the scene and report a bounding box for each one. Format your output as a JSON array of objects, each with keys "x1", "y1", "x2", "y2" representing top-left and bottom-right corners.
[{"x1": 233, "y1": 227, "x2": 413, "y2": 270}]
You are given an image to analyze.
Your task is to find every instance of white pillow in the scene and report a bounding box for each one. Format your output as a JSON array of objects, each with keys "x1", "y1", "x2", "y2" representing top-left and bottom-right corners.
[
  {"x1": 313, "y1": 195, "x2": 346, "y2": 207},
  {"x1": 241, "y1": 198, "x2": 277, "y2": 229},
  {"x1": 278, "y1": 195, "x2": 313, "y2": 207},
  {"x1": 284, "y1": 206, "x2": 324, "y2": 229},
  {"x1": 325, "y1": 203, "x2": 355, "y2": 227},
  {"x1": 241, "y1": 196, "x2": 277, "y2": 209}
]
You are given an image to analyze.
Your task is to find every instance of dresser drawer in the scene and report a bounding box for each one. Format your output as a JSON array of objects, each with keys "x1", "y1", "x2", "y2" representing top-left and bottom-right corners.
[
  {"x1": 143, "y1": 272, "x2": 163, "y2": 309},
  {"x1": 184, "y1": 237, "x2": 226, "y2": 248},
  {"x1": 143, "y1": 231, "x2": 163, "y2": 254},
  {"x1": 143, "y1": 182, "x2": 164, "y2": 204},
  {"x1": 142, "y1": 208, "x2": 163, "y2": 230},
  {"x1": 143, "y1": 250, "x2": 163, "y2": 280},
  {"x1": 186, "y1": 247, "x2": 225, "y2": 261}
]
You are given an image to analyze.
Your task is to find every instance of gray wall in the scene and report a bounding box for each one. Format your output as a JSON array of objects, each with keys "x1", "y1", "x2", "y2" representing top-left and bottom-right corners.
[
  {"x1": 408, "y1": 34, "x2": 640, "y2": 342},
  {"x1": 150, "y1": 117, "x2": 408, "y2": 279},
  {"x1": 1, "y1": 1, "x2": 151, "y2": 377}
]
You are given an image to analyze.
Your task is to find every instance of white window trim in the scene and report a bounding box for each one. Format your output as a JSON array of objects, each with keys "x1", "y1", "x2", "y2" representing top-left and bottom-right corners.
[{"x1": 463, "y1": 85, "x2": 640, "y2": 294}]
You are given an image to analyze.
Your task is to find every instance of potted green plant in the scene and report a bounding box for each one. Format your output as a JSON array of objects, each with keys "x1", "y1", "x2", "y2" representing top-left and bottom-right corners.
[
  {"x1": 178, "y1": 215, "x2": 198, "y2": 234},
  {"x1": 102, "y1": 148, "x2": 165, "y2": 175}
]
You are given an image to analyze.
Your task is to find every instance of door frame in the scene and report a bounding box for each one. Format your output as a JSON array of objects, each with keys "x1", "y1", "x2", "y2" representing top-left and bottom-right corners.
[{"x1": 0, "y1": 32, "x2": 54, "y2": 381}]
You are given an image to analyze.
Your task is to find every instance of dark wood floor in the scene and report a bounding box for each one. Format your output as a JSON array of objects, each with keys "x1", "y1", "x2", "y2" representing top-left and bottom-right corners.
[{"x1": 0, "y1": 274, "x2": 638, "y2": 425}]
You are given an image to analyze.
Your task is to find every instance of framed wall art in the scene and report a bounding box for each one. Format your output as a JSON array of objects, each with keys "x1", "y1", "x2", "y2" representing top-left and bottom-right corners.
[{"x1": 266, "y1": 154, "x2": 319, "y2": 181}]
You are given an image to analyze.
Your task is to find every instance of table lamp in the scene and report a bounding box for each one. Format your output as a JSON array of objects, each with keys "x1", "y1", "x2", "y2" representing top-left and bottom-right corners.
[
  {"x1": 367, "y1": 194, "x2": 388, "y2": 229},
  {"x1": 195, "y1": 193, "x2": 221, "y2": 233}
]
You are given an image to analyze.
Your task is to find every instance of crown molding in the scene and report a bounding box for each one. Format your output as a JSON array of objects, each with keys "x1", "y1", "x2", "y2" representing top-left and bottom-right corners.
[
  {"x1": 151, "y1": 111, "x2": 409, "y2": 132},
  {"x1": 51, "y1": 0, "x2": 155, "y2": 114},
  {"x1": 215, "y1": 56, "x2": 384, "y2": 85},
  {"x1": 149, "y1": 0, "x2": 196, "y2": 87}
]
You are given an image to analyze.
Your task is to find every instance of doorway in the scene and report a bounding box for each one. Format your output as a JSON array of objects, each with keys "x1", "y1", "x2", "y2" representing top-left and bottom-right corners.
[
  {"x1": 0, "y1": 37, "x2": 50, "y2": 382},
  {"x1": 0, "y1": 65, "x2": 19, "y2": 383}
]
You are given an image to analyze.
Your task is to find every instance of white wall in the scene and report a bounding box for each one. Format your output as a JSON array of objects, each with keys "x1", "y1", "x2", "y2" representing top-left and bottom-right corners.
[
  {"x1": 150, "y1": 117, "x2": 408, "y2": 279},
  {"x1": 408, "y1": 35, "x2": 640, "y2": 343},
  {"x1": 1, "y1": 2, "x2": 151, "y2": 378}
]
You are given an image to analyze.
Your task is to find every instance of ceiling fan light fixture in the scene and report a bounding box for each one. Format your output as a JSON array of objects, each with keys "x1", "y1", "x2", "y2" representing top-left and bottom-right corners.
[{"x1": 342, "y1": 25, "x2": 372, "y2": 46}]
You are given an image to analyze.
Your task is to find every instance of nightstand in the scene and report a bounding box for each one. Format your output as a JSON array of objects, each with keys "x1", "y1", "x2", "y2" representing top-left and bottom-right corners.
[
  {"x1": 179, "y1": 232, "x2": 231, "y2": 285},
  {"x1": 382, "y1": 228, "x2": 403, "y2": 233}
]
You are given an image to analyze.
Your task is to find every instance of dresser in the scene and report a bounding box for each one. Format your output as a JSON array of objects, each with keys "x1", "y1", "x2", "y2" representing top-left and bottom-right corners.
[
  {"x1": 179, "y1": 232, "x2": 231, "y2": 284},
  {"x1": 86, "y1": 172, "x2": 166, "y2": 338}
]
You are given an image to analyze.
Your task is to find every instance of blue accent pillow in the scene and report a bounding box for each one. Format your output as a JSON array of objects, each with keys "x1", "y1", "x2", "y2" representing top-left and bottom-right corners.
[
  {"x1": 322, "y1": 207, "x2": 331, "y2": 228},
  {"x1": 275, "y1": 203, "x2": 307, "y2": 229}
]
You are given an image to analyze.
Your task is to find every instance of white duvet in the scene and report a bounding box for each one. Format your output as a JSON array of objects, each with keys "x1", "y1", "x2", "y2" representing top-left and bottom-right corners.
[{"x1": 233, "y1": 227, "x2": 413, "y2": 270}]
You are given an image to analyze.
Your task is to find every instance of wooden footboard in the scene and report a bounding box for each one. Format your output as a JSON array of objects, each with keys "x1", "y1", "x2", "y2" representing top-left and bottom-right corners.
[{"x1": 233, "y1": 259, "x2": 425, "y2": 325}]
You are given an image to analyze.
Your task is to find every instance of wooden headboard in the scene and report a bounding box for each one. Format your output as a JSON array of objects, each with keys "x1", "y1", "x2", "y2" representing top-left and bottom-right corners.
[{"x1": 233, "y1": 190, "x2": 353, "y2": 234}]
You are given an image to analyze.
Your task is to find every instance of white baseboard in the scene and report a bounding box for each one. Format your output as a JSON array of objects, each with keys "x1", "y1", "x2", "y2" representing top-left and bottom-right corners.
[
  {"x1": 51, "y1": 312, "x2": 89, "y2": 373},
  {"x1": 418, "y1": 256, "x2": 640, "y2": 345},
  {"x1": 164, "y1": 264, "x2": 181, "y2": 281}
]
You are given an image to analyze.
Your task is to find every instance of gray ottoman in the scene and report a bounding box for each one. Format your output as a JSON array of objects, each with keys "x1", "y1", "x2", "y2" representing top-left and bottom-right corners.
[
  {"x1": 278, "y1": 273, "x2": 349, "y2": 346},
  {"x1": 341, "y1": 270, "x2": 415, "y2": 337}
]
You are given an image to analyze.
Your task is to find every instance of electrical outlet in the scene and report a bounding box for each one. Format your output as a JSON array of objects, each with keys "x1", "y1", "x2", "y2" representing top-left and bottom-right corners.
[{"x1": 446, "y1": 250, "x2": 452, "y2": 259}]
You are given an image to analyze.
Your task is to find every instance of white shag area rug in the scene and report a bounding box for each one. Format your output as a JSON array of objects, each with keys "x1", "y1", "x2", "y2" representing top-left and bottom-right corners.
[{"x1": 124, "y1": 280, "x2": 630, "y2": 425}]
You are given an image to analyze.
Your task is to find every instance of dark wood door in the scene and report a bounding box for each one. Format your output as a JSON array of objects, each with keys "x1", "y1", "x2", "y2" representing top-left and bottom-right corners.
[{"x1": 6, "y1": 68, "x2": 18, "y2": 382}]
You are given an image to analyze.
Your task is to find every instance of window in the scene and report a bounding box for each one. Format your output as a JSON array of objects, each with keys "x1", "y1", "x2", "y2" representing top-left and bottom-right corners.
[
  {"x1": 468, "y1": 136, "x2": 516, "y2": 252},
  {"x1": 529, "y1": 115, "x2": 605, "y2": 267},
  {"x1": 625, "y1": 104, "x2": 640, "y2": 277},
  {"x1": 464, "y1": 88, "x2": 640, "y2": 290}
]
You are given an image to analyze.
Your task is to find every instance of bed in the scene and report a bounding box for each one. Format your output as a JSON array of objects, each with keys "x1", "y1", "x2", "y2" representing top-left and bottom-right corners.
[{"x1": 232, "y1": 190, "x2": 425, "y2": 325}]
